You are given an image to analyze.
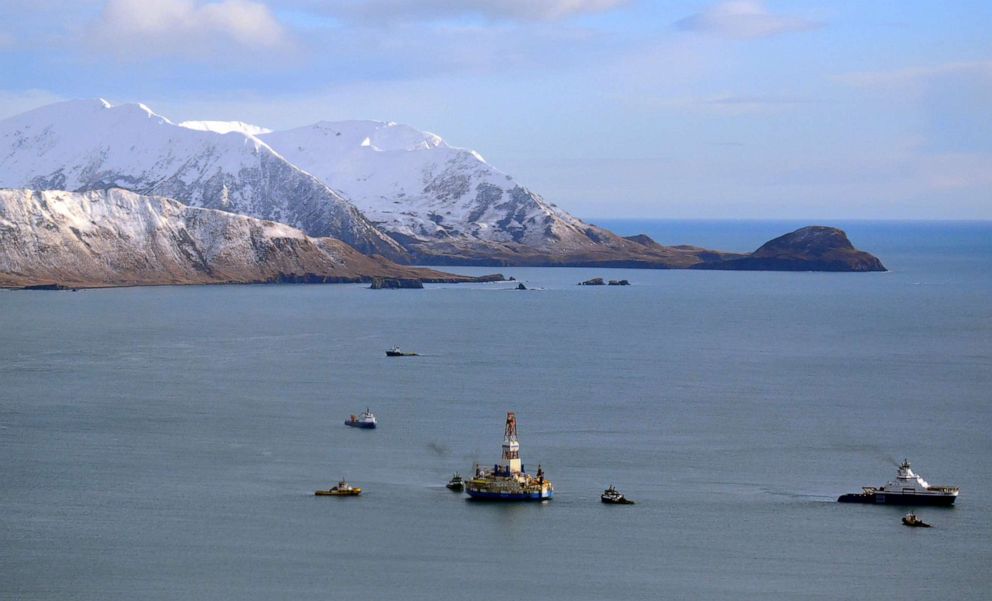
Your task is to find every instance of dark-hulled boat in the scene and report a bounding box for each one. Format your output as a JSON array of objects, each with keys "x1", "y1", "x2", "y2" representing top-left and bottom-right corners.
[
  {"x1": 838, "y1": 460, "x2": 958, "y2": 506},
  {"x1": 385, "y1": 346, "x2": 417, "y2": 357},
  {"x1": 601, "y1": 485, "x2": 635, "y2": 505},
  {"x1": 446, "y1": 473, "x2": 465, "y2": 491},
  {"x1": 344, "y1": 408, "x2": 377, "y2": 429}
]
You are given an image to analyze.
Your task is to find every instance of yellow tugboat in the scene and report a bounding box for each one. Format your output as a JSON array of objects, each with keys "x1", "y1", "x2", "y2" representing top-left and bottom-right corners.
[{"x1": 314, "y1": 479, "x2": 362, "y2": 496}]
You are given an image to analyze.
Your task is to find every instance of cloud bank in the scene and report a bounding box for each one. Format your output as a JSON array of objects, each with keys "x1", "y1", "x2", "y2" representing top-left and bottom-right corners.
[
  {"x1": 88, "y1": 0, "x2": 292, "y2": 61},
  {"x1": 303, "y1": 0, "x2": 629, "y2": 23},
  {"x1": 676, "y1": 1, "x2": 821, "y2": 39}
]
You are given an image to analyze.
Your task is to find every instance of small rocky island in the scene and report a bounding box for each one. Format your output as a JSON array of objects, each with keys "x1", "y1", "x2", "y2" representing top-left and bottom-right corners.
[
  {"x1": 369, "y1": 278, "x2": 424, "y2": 289},
  {"x1": 689, "y1": 226, "x2": 885, "y2": 272}
]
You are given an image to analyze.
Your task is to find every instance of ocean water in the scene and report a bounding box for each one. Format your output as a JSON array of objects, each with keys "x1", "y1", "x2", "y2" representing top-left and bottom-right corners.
[{"x1": 1, "y1": 220, "x2": 990, "y2": 600}]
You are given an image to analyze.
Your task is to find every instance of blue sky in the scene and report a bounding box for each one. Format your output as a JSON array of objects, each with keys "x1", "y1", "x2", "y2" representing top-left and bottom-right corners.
[{"x1": 1, "y1": 1, "x2": 990, "y2": 219}]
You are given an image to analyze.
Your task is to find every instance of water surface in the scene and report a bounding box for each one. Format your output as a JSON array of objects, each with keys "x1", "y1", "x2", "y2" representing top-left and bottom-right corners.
[{"x1": 2, "y1": 221, "x2": 990, "y2": 600}]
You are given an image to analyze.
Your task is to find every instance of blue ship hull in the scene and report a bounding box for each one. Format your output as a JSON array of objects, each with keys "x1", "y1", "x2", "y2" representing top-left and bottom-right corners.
[
  {"x1": 837, "y1": 493, "x2": 955, "y2": 506},
  {"x1": 344, "y1": 421, "x2": 376, "y2": 429},
  {"x1": 465, "y1": 488, "x2": 553, "y2": 501}
]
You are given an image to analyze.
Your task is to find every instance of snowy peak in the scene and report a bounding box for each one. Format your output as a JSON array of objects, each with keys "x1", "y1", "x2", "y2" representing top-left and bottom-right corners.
[
  {"x1": 0, "y1": 98, "x2": 406, "y2": 259},
  {"x1": 179, "y1": 120, "x2": 273, "y2": 137},
  {"x1": 275, "y1": 120, "x2": 447, "y2": 154},
  {"x1": 260, "y1": 119, "x2": 607, "y2": 260}
]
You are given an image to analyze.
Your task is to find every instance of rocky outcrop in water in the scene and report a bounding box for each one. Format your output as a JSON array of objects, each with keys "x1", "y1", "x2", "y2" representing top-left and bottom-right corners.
[
  {"x1": 369, "y1": 278, "x2": 424, "y2": 289},
  {"x1": 690, "y1": 226, "x2": 886, "y2": 272}
]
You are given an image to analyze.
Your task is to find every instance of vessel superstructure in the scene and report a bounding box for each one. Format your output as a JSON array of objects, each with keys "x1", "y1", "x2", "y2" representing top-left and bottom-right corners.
[
  {"x1": 465, "y1": 412, "x2": 553, "y2": 501},
  {"x1": 838, "y1": 460, "x2": 958, "y2": 506}
]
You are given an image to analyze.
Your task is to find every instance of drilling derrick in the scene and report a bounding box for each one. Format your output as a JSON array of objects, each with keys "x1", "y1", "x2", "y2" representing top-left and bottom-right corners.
[{"x1": 502, "y1": 412, "x2": 522, "y2": 474}]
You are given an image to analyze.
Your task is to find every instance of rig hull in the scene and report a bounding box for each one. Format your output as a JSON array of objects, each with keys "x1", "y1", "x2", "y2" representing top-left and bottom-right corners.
[{"x1": 465, "y1": 488, "x2": 553, "y2": 501}]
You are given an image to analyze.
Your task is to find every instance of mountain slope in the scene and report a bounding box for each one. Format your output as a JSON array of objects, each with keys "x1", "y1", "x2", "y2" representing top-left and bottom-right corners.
[
  {"x1": 0, "y1": 188, "x2": 480, "y2": 288},
  {"x1": 0, "y1": 100, "x2": 405, "y2": 259},
  {"x1": 259, "y1": 121, "x2": 886, "y2": 271},
  {"x1": 259, "y1": 120, "x2": 666, "y2": 264}
]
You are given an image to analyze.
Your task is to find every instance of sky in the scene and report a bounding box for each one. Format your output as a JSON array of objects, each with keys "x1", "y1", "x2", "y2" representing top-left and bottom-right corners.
[{"x1": 0, "y1": 0, "x2": 990, "y2": 219}]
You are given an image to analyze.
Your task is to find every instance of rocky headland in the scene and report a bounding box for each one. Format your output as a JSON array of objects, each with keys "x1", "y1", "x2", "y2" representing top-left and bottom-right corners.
[{"x1": 688, "y1": 226, "x2": 886, "y2": 272}]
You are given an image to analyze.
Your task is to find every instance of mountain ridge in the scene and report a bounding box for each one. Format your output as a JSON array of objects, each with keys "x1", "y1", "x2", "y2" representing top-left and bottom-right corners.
[
  {"x1": 0, "y1": 99, "x2": 886, "y2": 273},
  {"x1": 0, "y1": 188, "x2": 492, "y2": 288},
  {"x1": 0, "y1": 99, "x2": 407, "y2": 260}
]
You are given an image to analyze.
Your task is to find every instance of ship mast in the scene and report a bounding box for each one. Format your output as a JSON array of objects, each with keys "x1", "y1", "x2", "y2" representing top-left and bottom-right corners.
[{"x1": 502, "y1": 412, "x2": 522, "y2": 474}]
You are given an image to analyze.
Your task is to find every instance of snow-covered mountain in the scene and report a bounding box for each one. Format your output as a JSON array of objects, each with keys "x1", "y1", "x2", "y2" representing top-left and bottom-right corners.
[
  {"x1": 0, "y1": 100, "x2": 405, "y2": 259},
  {"x1": 260, "y1": 120, "x2": 648, "y2": 264},
  {"x1": 0, "y1": 188, "x2": 478, "y2": 287},
  {"x1": 0, "y1": 99, "x2": 885, "y2": 272}
]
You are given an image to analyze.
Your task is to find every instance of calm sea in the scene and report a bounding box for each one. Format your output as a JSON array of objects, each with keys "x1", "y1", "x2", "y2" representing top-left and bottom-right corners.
[{"x1": 1, "y1": 220, "x2": 990, "y2": 600}]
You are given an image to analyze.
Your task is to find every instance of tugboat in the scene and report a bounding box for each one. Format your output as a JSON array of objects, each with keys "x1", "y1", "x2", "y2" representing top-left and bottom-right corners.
[
  {"x1": 385, "y1": 346, "x2": 417, "y2": 357},
  {"x1": 838, "y1": 459, "x2": 958, "y2": 506},
  {"x1": 315, "y1": 480, "x2": 362, "y2": 496},
  {"x1": 344, "y1": 408, "x2": 377, "y2": 429},
  {"x1": 446, "y1": 473, "x2": 465, "y2": 492},
  {"x1": 601, "y1": 485, "x2": 635, "y2": 505},
  {"x1": 465, "y1": 412, "x2": 554, "y2": 501},
  {"x1": 901, "y1": 513, "x2": 931, "y2": 528}
]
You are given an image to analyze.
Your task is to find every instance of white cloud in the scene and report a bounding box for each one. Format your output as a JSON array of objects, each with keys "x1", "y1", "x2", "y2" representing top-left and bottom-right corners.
[
  {"x1": 309, "y1": 0, "x2": 629, "y2": 23},
  {"x1": 88, "y1": 0, "x2": 292, "y2": 60},
  {"x1": 676, "y1": 1, "x2": 821, "y2": 39}
]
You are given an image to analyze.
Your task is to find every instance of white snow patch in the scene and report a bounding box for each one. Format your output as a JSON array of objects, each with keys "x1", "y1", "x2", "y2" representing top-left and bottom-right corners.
[{"x1": 180, "y1": 120, "x2": 273, "y2": 136}]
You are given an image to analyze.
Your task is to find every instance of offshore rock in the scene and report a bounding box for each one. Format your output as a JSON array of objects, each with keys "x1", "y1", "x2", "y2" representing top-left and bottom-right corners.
[
  {"x1": 691, "y1": 226, "x2": 886, "y2": 272},
  {"x1": 369, "y1": 277, "x2": 424, "y2": 289},
  {"x1": 472, "y1": 273, "x2": 507, "y2": 283},
  {"x1": 579, "y1": 278, "x2": 605, "y2": 286}
]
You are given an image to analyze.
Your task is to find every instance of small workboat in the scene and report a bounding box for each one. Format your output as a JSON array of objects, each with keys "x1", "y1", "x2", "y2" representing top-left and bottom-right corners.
[
  {"x1": 902, "y1": 513, "x2": 931, "y2": 528},
  {"x1": 345, "y1": 408, "x2": 377, "y2": 429},
  {"x1": 601, "y1": 485, "x2": 635, "y2": 505},
  {"x1": 446, "y1": 473, "x2": 465, "y2": 491},
  {"x1": 386, "y1": 346, "x2": 417, "y2": 357},
  {"x1": 315, "y1": 480, "x2": 362, "y2": 496}
]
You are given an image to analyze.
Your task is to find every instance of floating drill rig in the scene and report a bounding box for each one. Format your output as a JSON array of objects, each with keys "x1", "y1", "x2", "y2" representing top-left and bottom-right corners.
[{"x1": 465, "y1": 412, "x2": 554, "y2": 501}]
